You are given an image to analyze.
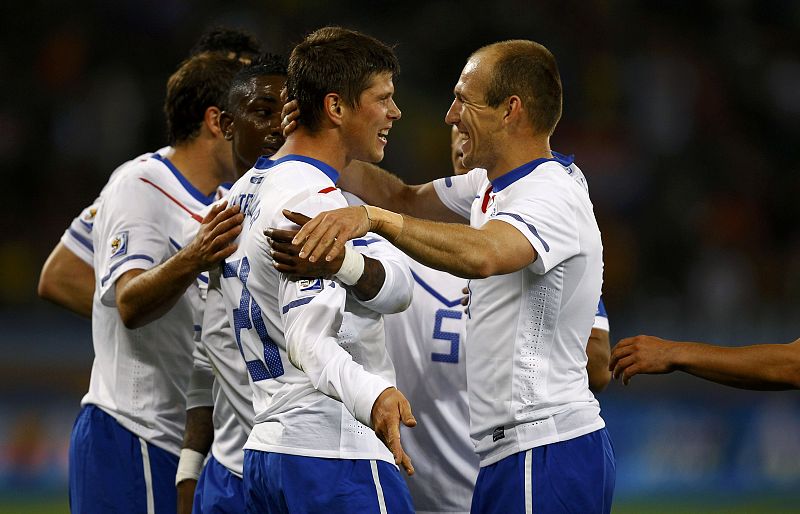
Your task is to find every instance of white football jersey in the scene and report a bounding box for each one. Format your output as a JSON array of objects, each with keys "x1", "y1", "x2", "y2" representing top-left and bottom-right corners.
[
  {"x1": 61, "y1": 147, "x2": 171, "y2": 265},
  {"x1": 85, "y1": 153, "x2": 217, "y2": 456},
  {"x1": 187, "y1": 268, "x2": 254, "y2": 477},
  {"x1": 384, "y1": 259, "x2": 478, "y2": 514},
  {"x1": 433, "y1": 152, "x2": 605, "y2": 466},
  {"x1": 219, "y1": 155, "x2": 406, "y2": 464}
]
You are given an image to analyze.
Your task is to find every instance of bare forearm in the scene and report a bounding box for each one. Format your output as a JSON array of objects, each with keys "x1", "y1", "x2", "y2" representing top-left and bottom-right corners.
[
  {"x1": 586, "y1": 328, "x2": 611, "y2": 393},
  {"x1": 182, "y1": 407, "x2": 213, "y2": 453},
  {"x1": 349, "y1": 256, "x2": 385, "y2": 301},
  {"x1": 38, "y1": 242, "x2": 94, "y2": 317},
  {"x1": 672, "y1": 340, "x2": 800, "y2": 390},
  {"x1": 341, "y1": 162, "x2": 462, "y2": 222},
  {"x1": 117, "y1": 250, "x2": 201, "y2": 328}
]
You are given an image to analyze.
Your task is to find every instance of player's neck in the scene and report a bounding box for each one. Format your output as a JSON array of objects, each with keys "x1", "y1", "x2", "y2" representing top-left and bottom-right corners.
[
  {"x1": 271, "y1": 127, "x2": 348, "y2": 174},
  {"x1": 485, "y1": 136, "x2": 552, "y2": 180},
  {"x1": 167, "y1": 140, "x2": 231, "y2": 196}
]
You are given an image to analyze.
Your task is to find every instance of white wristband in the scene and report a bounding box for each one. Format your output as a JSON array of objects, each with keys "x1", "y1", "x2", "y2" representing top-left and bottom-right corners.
[
  {"x1": 175, "y1": 448, "x2": 205, "y2": 485},
  {"x1": 335, "y1": 246, "x2": 365, "y2": 286}
]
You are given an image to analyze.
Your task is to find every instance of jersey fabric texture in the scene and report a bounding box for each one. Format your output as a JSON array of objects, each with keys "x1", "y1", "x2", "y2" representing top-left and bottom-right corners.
[
  {"x1": 432, "y1": 152, "x2": 607, "y2": 467},
  {"x1": 383, "y1": 259, "x2": 478, "y2": 514},
  {"x1": 69, "y1": 405, "x2": 179, "y2": 514}
]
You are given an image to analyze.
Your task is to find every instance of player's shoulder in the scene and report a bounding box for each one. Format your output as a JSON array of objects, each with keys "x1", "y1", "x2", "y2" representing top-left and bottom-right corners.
[{"x1": 268, "y1": 155, "x2": 339, "y2": 190}]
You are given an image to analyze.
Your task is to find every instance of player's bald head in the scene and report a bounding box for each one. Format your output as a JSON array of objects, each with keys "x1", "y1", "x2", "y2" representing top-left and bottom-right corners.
[{"x1": 472, "y1": 40, "x2": 562, "y2": 136}]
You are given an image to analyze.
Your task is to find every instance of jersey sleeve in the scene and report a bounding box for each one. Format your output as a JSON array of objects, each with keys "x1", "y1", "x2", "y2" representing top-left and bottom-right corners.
[
  {"x1": 351, "y1": 233, "x2": 413, "y2": 314},
  {"x1": 433, "y1": 168, "x2": 486, "y2": 220},
  {"x1": 95, "y1": 174, "x2": 172, "y2": 306},
  {"x1": 490, "y1": 172, "x2": 580, "y2": 276},
  {"x1": 60, "y1": 201, "x2": 100, "y2": 266},
  {"x1": 593, "y1": 296, "x2": 609, "y2": 332},
  {"x1": 275, "y1": 190, "x2": 394, "y2": 428}
]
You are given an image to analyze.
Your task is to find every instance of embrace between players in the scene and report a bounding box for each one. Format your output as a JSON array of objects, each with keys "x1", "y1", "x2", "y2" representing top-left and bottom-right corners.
[{"x1": 42, "y1": 22, "x2": 796, "y2": 514}]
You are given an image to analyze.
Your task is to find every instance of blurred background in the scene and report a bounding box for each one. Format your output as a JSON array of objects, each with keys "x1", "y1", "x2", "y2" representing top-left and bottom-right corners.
[{"x1": 1, "y1": 0, "x2": 799, "y2": 512}]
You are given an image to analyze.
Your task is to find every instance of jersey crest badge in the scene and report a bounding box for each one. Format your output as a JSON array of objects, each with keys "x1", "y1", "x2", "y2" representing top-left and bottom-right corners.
[
  {"x1": 110, "y1": 231, "x2": 128, "y2": 257},
  {"x1": 82, "y1": 207, "x2": 98, "y2": 221},
  {"x1": 296, "y1": 278, "x2": 324, "y2": 297}
]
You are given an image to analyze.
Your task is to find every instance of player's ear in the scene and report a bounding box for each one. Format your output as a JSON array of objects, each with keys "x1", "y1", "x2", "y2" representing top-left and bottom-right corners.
[
  {"x1": 502, "y1": 95, "x2": 523, "y2": 128},
  {"x1": 204, "y1": 106, "x2": 225, "y2": 137},
  {"x1": 219, "y1": 111, "x2": 234, "y2": 141},
  {"x1": 323, "y1": 93, "x2": 344, "y2": 126}
]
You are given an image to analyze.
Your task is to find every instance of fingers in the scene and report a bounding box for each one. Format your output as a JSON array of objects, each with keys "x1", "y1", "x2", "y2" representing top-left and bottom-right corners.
[
  {"x1": 202, "y1": 200, "x2": 229, "y2": 223},
  {"x1": 384, "y1": 420, "x2": 414, "y2": 476},
  {"x1": 283, "y1": 210, "x2": 312, "y2": 226},
  {"x1": 265, "y1": 228, "x2": 299, "y2": 243},
  {"x1": 399, "y1": 396, "x2": 416, "y2": 428}
]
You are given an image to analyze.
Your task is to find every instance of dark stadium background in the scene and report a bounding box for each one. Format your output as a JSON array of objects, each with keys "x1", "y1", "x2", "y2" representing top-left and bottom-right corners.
[{"x1": 1, "y1": 1, "x2": 798, "y2": 512}]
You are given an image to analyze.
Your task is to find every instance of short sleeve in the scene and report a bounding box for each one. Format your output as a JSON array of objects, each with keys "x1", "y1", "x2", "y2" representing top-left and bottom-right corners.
[
  {"x1": 60, "y1": 201, "x2": 101, "y2": 266},
  {"x1": 491, "y1": 173, "x2": 580, "y2": 275},
  {"x1": 593, "y1": 296, "x2": 609, "y2": 332},
  {"x1": 95, "y1": 175, "x2": 171, "y2": 306},
  {"x1": 433, "y1": 168, "x2": 486, "y2": 220}
]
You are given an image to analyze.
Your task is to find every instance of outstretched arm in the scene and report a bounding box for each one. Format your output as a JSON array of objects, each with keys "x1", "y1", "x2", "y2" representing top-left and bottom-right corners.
[
  {"x1": 340, "y1": 161, "x2": 465, "y2": 223},
  {"x1": 286, "y1": 206, "x2": 535, "y2": 279},
  {"x1": 610, "y1": 335, "x2": 800, "y2": 390}
]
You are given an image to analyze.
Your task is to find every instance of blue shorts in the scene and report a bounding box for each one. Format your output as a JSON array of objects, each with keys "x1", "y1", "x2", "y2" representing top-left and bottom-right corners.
[
  {"x1": 69, "y1": 404, "x2": 179, "y2": 514},
  {"x1": 243, "y1": 450, "x2": 414, "y2": 514},
  {"x1": 471, "y1": 428, "x2": 615, "y2": 514},
  {"x1": 192, "y1": 454, "x2": 244, "y2": 514}
]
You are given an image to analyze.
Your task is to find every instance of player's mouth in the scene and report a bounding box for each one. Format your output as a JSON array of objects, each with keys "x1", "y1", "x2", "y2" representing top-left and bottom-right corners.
[
  {"x1": 378, "y1": 128, "x2": 390, "y2": 145},
  {"x1": 263, "y1": 136, "x2": 284, "y2": 155}
]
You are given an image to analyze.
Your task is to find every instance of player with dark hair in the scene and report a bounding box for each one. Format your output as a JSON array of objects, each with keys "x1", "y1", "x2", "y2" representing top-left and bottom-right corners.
[
  {"x1": 189, "y1": 26, "x2": 261, "y2": 63},
  {"x1": 37, "y1": 27, "x2": 263, "y2": 317},
  {"x1": 287, "y1": 39, "x2": 615, "y2": 513},
  {"x1": 220, "y1": 27, "x2": 414, "y2": 513},
  {"x1": 68, "y1": 52, "x2": 245, "y2": 514}
]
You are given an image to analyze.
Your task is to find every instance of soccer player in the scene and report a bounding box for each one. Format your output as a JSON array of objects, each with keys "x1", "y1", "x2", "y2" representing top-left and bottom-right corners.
[
  {"x1": 287, "y1": 40, "x2": 615, "y2": 513},
  {"x1": 37, "y1": 27, "x2": 262, "y2": 318},
  {"x1": 174, "y1": 55, "x2": 289, "y2": 514},
  {"x1": 68, "y1": 53, "x2": 246, "y2": 513},
  {"x1": 218, "y1": 27, "x2": 415, "y2": 513},
  {"x1": 610, "y1": 334, "x2": 800, "y2": 389},
  {"x1": 368, "y1": 126, "x2": 611, "y2": 513}
]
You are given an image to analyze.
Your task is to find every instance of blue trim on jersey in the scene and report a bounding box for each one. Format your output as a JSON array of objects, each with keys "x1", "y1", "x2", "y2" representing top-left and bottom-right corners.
[
  {"x1": 596, "y1": 297, "x2": 607, "y2": 318},
  {"x1": 270, "y1": 154, "x2": 340, "y2": 184},
  {"x1": 352, "y1": 237, "x2": 381, "y2": 247},
  {"x1": 79, "y1": 218, "x2": 94, "y2": 231},
  {"x1": 68, "y1": 228, "x2": 94, "y2": 251},
  {"x1": 254, "y1": 156, "x2": 274, "y2": 169},
  {"x1": 282, "y1": 296, "x2": 314, "y2": 314},
  {"x1": 169, "y1": 237, "x2": 181, "y2": 250},
  {"x1": 411, "y1": 270, "x2": 462, "y2": 308},
  {"x1": 100, "y1": 254, "x2": 155, "y2": 286},
  {"x1": 490, "y1": 151, "x2": 575, "y2": 192},
  {"x1": 150, "y1": 154, "x2": 217, "y2": 206},
  {"x1": 495, "y1": 212, "x2": 550, "y2": 252},
  {"x1": 445, "y1": 176, "x2": 453, "y2": 187},
  {"x1": 219, "y1": 181, "x2": 233, "y2": 190}
]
